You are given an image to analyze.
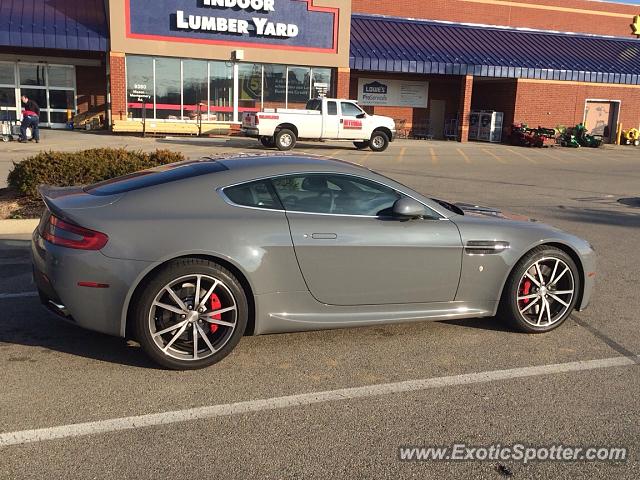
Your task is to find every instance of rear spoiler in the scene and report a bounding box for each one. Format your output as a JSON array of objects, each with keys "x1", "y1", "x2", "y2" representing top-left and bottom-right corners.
[{"x1": 38, "y1": 185, "x2": 85, "y2": 223}]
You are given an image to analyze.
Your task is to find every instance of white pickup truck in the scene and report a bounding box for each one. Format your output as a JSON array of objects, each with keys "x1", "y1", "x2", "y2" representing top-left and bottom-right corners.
[{"x1": 241, "y1": 98, "x2": 396, "y2": 152}]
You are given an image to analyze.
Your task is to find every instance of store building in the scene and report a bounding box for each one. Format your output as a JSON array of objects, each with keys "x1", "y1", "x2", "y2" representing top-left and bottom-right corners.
[{"x1": 1, "y1": 0, "x2": 639, "y2": 141}]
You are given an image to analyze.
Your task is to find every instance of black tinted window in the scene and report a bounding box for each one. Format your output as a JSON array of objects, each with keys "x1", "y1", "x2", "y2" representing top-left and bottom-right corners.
[
  {"x1": 306, "y1": 99, "x2": 322, "y2": 111},
  {"x1": 85, "y1": 161, "x2": 228, "y2": 196},
  {"x1": 224, "y1": 181, "x2": 282, "y2": 210},
  {"x1": 327, "y1": 101, "x2": 337, "y2": 115},
  {"x1": 272, "y1": 174, "x2": 401, "y2": 216}
]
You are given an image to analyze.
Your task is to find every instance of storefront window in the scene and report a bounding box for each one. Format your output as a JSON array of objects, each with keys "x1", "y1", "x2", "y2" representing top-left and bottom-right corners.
[
  {"x1": 238, "y1": 63, "x2": 262, "y2": 111},
  {"x1": 0, "y1": 63, "x2": 15, "y2": 85},
  {"x1": 263, "y1": 65, "x2": 286, "y2": 108},
  {"x1": 155, "y1": 58, "x2": 181, "y2": 119},
  {"x1": 182, "y1": 59, "x2": 207, "y2": 120},
  {"x1": 0, "y1": 87, "x2": 16, "y2": 120},
  {"x1": 312, "y1": 68, "x2": 332, "y2": 98},
  {"x1": 49, "y1": 90, "x2": 75, "y2": 110},
  {"x1": 209, "y1": 61, "x2": 233, "y2": 122},
  {"x1": 47, "y1": 66, "x2": 74, "y2": 88},
  {"x1": 126, "y1": 55, "x2": 153, "y2": 119},
  {"x1": 287, "y1": 66, "x2": 311, "y2": 105},
  {"x1": 20, "y1": 88, "x2": 47, "y2": 109},
  {"x1": 19, "y1": 64, "x2": 46, "y2": 86}
]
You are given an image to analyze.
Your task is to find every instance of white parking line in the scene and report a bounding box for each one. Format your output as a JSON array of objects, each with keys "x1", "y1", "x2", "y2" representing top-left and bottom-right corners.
[
  {"x1": 0, "y1": 355, "x2": 637, "y2": 447},
  {"x1": 0, "y1": 291, "x2": 38, "y2": 300}
]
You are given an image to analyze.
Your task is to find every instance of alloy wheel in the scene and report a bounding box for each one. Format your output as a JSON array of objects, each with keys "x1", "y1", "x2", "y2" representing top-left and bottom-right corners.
[
  {"x1": 148, "y1": 274, "x2": 238, "y2": 361},
  {"x1": 516, "y1": 257, "x2": 575, "y2": 327}
]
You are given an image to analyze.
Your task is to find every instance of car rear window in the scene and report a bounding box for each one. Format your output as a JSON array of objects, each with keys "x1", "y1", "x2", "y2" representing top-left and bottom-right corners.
[{"x1": 84, "y1": 161, "x2": 228, "y2": 196}]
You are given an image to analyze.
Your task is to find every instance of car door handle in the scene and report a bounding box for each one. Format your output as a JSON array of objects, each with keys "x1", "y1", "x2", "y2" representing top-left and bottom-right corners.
[{"x1": 311, "y1": 233, "x2": 338, "y2": 240}]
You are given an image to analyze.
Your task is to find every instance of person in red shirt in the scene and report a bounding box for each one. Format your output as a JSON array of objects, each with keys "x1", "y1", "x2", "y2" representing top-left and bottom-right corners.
[{"x1": 20, "y1": 95, "x2": 40, "y2": 143}]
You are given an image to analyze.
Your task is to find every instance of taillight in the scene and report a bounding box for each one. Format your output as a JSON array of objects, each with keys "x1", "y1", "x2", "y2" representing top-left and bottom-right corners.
[
  {"x1": 40, "y1": 213, "x2": 108, "y2": 250},
  {"x1": 254, "y1": 115, "x2": 259, "y2": 126}
]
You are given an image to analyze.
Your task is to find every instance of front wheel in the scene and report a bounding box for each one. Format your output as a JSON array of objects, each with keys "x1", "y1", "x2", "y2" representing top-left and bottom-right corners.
[
  {"x1": 369, "y1": 131, "x2": 389, "y2": 152},
  {"x1": 133, "y1": 259, "x2": 248, "y2": 370},
  {"x1": 499, "y1": 246, "x2": 580, "y2": 333},
  {"x1": 354, "y1": 141, "x2": 370, "y2": 150},
  {"x1": 275, "y1": 129, "x2": 296, "y2": 151}
]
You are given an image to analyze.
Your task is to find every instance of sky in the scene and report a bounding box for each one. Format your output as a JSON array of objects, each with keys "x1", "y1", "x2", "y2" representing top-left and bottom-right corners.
[{"x1": 591, "y1": 0, "x2": 640, "y2": 4}]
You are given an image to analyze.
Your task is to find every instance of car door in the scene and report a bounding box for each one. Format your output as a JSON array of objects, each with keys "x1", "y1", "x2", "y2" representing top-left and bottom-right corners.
[
  {"x1": 271, "y1": 173, "x2": 463, "y2": 306},
  {"x1": 338, "y1": 102, "x2": 366, "y2": 140},
  {"x1": 323, "y1": 100, "x2": 340, "y2": 138}
]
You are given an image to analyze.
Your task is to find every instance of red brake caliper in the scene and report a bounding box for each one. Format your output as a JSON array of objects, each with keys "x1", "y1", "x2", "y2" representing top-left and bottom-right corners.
[
  {"x1": 209, "y1": 294, "x2": 222, "y2": 334},
  {"x1": 521, "y1": 280, "x2": 532, "y2": 304}
]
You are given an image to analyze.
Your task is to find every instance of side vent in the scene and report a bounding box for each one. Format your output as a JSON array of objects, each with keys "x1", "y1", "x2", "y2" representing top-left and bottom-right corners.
[{"x1": 465, "y1": 241, "x2": 510, "y2": 255}]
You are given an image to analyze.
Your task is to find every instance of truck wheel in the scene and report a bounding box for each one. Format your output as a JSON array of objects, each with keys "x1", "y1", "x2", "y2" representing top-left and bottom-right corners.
[
  {"x1": 370, "y1": 131, "x2": 389, "y2": 152},
  {"x1": 260, "y1": 136, "x2": 275, "y2": 148},
  {"x1": 275, "y1": 129, "x2": 296, "y2": 151},
  {"x1": 354, "y1": 141, "x2": 370, "y2": 150}
]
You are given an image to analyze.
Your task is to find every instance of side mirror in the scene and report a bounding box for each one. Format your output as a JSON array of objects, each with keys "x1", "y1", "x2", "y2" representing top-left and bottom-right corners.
[
  {"x1": 356, "y1": 113, "x2": 366, "y2": 119},
  {"x1": 393, "y1": 198, "x2": 427, "y2": 219}
]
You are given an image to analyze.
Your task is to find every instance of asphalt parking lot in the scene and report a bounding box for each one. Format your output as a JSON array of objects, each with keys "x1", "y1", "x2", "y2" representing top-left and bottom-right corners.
[{"x1": 1, "y1": 132, "x2": 639, "y2": 478}]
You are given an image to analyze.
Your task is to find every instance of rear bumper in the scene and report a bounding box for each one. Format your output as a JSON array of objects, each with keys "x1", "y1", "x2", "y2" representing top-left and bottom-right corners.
[
  {"x1": 241, "y1": 127, "x2": 260, "y2": 138},
  {"x1": 31, "y1": 230, "x2": 152, "y2": 337}
]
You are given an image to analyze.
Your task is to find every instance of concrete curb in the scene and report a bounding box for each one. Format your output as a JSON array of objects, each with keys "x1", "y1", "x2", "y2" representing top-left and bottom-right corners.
[{"x1": 0, "y1": 219, "x2": 39, "y2": 235}]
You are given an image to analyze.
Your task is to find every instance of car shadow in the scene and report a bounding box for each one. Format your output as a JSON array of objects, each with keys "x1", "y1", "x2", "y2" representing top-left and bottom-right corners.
[
  {"x1": 552, "y1": 205, "x2": 640, "y2": 228},
  {"x1": 440, "y1": 316, "x2": 513, "y2": 332},
  {"x1": 0, "y1": 306, "x2": 158, "y2": 368}
]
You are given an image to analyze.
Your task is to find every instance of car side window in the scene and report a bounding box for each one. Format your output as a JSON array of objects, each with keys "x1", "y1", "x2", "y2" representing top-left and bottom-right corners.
[
  {"x1": 341, "y1": 102, "x2": 363, "y2": 117},
  {"x1": 223, "y1": 180, "x2": 283, "y2": 210},
  {"x1": 271, "y1": 174, "x2": 404, "y2": 217},
  {"x1": 327, "y1": 101, "x2": 338, "y2": 115}
]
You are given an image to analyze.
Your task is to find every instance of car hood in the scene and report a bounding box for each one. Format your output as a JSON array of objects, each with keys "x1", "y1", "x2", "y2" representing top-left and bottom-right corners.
[{"x1": 454, "y1": 202, "x2": 536, "y2": 222}]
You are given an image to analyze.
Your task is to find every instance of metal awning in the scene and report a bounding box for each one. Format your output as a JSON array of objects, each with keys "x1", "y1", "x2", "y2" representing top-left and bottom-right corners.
[
  {"x1": 0, "y1": 0, "x2": 108, "y2": 52},
  {"x1": 350, "y1": 14, "x2": 640, "y2": 85}
]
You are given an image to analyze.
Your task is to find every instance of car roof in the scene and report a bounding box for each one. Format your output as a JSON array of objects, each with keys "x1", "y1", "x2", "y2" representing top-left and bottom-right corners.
[{"x1": 214, "y1": 153, "x2": 368, "y2": 176}]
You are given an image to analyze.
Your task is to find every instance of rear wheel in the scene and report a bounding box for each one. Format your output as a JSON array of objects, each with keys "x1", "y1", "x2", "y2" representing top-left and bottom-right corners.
[
  {"x1": 275, "y1": 129, "x2": 296, "y2": 151},
  {"x1": 354, "y1": 141, "x2": 370, "y2": 150},
  {"x1": 369, "y1": 131, "x2": 389, "y2": 152},
  {"x1": 499, "y1": 246, "x2": 580, "y2": 333},
  {"x1": 260, "y1": 136, "x2": 275, "y2": 148},
  {"x1": 133, "y1": 259, "x2": 248, "y2": 370}
]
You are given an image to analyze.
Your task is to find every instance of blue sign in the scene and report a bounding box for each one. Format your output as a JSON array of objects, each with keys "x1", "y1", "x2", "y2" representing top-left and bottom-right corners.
[
  {"x1": 363, "y1": 81, "x2": 388, "y2": 94},
  {"x1": 126, "y1": 0, "x2": 339, "y2": 53}
]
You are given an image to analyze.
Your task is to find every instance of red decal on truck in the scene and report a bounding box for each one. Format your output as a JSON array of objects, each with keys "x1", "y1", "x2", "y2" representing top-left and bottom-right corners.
[
  {"x1": 343, "y1": 120, "x2": 363, "y2": 130},
  {"x1": 258, "y1": 115, "x2": 280, "y2": 120}
]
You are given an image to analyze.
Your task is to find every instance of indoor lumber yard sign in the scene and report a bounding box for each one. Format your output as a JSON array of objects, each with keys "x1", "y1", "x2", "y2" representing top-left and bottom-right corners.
[{"x1": 126, "y1": 0, "x2": 339, "y2": 52}]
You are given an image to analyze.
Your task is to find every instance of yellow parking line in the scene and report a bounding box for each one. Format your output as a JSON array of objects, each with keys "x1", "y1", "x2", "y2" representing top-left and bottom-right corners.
[
  {"x1": 360, "y1": 151, "x2": 374, "y2": 164},
  {"x1": 482, "y1": 148, "x2": 507, "y2": 164},
  {"x1": 541, "y1": 149, "x2": 568, "y2": 164},
  {"x1": 457, "y1": 148, "x2": 471, "y2": 164},
  {"x1": 430, "y1": 147, "x2": 438, "y2": 165},
  {"x1": 507, "y1": 148, "x2": 538, "y2": 164},
  {"x1": 396, "y1": 147, "x2": 407, "y2": 162}
]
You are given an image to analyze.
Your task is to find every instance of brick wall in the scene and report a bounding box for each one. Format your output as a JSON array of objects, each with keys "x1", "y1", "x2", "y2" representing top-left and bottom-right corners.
[
  {"x1": 513, "y1": 80, "x2": 640, "y2": 131},
  {"x1": 471, "y1": 79, "x2": 518, "y2": 127},
  {"x1": 109, "y1": 53, "x2": 127, "y2": 121},
  {"x1": 75, "y1": 65, "x2": 107, "y2": 115},
  {"x1": 458, "y1": 75, "x2": 474, "y2": 142},
  {"x1": 352, "y1": 0, "x2": 639, "y2": 38}
]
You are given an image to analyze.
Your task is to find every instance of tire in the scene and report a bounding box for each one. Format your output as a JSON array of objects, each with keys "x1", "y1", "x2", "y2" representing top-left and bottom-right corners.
[
  {"x1": 260, "y1": 136, "x2": 275, "y2": 148},
  {"x1": 498, "y1": 246, "x2": 580, "y2": 334},
  {"x1": 369, "y1": 131, "x2": 389, "y2": 152},
  {"x1": 275, "y1": 129, "x2": 296, "y2": 151},
  {"x1": 133, "y1": 258, "x2": 249, "y2": 370},
  {"x1": 354, "y1": 141, "x2": 370, "y2": 150}
]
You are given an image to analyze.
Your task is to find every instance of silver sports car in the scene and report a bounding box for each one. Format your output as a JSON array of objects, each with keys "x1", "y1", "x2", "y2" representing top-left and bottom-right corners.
[{"x1": 32, "y1": 154, "x2": 596, "y2": 370}]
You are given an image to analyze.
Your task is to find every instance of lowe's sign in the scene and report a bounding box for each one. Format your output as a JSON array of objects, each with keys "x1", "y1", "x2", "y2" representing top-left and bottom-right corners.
[{"x1": 127, "y1": 0, "x2": 339, "y2": 52}]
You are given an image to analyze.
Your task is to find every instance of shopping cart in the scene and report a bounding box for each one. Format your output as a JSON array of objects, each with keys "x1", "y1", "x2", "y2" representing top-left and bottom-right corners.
[{"x1": 1, "y1": 107, "x2": 32, "y2": 142}]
